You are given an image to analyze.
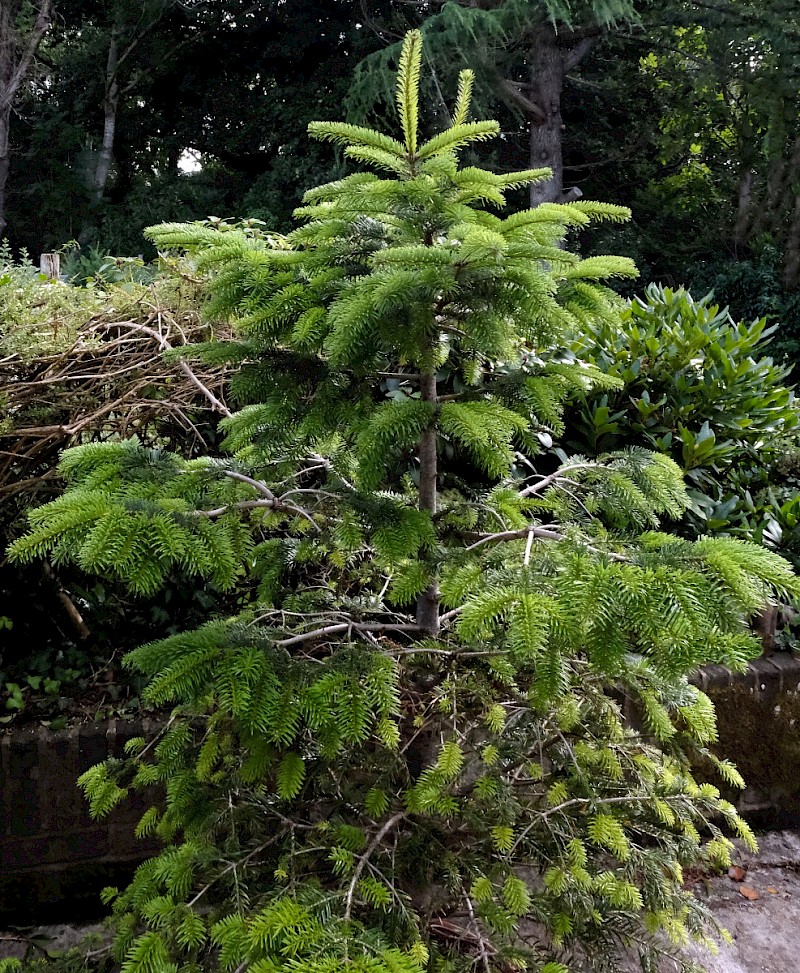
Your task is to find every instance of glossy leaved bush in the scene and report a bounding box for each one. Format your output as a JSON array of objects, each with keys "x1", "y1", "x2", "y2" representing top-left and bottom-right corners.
[
  {"x1": 9, "y1": 32, "x2": 800, "y2": 973},
  {"x1": 563, "y1": 285, "x2": 800, "y2": 550}
]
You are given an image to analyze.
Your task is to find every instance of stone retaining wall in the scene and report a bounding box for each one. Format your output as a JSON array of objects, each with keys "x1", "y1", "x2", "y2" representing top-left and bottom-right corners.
[
  {"x1": 2, "y1": 656, "x2": 800, "y2": 919},
  {"x1": 695, "y1": 653, "x2": 800, "y2": 821},
  {"x1": 0, "y1": 719, "x2": 160, "y2": 921}
]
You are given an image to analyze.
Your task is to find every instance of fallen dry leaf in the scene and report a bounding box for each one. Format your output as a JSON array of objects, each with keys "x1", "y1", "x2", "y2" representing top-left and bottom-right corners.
[
  {"x1": 728, "y1": 865, "x2": 747, "y2": 882},
  {"x1": 739, "y1": 885, "x2": 760, "y2": 901}
]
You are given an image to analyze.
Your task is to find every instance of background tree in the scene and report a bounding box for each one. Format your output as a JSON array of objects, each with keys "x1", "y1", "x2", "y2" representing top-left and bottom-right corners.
[
  {"x1": 352, "y1": 0, "x2": 646, "y2": 206},
  {"x1": 350, "y1": 1, "x2": 800, "y2": 354},
  {"x1": 82, "y1": 0, "x2": 182, "y2": 211},
  {"x1": 0, "y1": 0, "x2": 53, "y2": 237},
  {"x1": 2, "y1": 0, "x2": 799, "y2": 363},
  {"x1": 5, "y1": 0, "x2": 389, "y2": 255},
  {"x1": 10, "y1": 34, "x2": 797, "y2": 973},
  {"x1": 629, "y1": 0, "x2": 800, "y2": 285}
]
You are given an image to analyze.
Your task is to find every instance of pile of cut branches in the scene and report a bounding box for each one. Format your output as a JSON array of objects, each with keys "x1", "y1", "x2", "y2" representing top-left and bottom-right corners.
[{"x1": 0, "y1": 285, "x2": 230, "y2": 509}]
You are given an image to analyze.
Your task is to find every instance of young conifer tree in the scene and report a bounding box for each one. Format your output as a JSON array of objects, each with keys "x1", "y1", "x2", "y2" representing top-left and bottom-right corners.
[{"x1": 10, "y1": 31, "x2": 800, "y2": 973}]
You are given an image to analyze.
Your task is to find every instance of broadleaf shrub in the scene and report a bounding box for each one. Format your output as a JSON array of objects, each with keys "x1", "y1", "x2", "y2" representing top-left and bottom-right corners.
[{"x1": 564, "y1": 284, "x2": 800, "y2": 543}]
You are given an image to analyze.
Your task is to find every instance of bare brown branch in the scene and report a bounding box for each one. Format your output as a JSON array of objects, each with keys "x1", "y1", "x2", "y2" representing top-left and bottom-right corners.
[{"x1": 0, "y1": 295, "x2": 231, "y2": 507}]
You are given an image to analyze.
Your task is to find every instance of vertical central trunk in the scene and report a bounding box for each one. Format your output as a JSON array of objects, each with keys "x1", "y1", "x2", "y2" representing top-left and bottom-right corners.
[
  {"x1": 416, "y1": 368, "x2": 440, "y2": 635},
  {"x1": 529, "y1": 30, "x2": 565, "y2": 207}
]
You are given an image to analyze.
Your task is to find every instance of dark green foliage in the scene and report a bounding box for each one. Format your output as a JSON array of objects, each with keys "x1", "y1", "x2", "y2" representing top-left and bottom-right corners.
[
  {"x1": 562, "y1": 284, "x2": 800, "y2": 545},
  {"x1": 10, "y1": 33, "x2": 800, "y2": 973},
  {"x1": 5, "y1": 0, "x2": 390, "y2": 257},
  {"x1": 687, "y1": 248, "x2": 800, "y2": 366}
]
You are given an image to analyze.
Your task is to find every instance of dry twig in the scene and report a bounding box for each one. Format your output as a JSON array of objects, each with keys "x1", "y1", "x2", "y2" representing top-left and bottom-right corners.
[{"x1": 0, "y1": 298, "x2": 230, "y2": 506}]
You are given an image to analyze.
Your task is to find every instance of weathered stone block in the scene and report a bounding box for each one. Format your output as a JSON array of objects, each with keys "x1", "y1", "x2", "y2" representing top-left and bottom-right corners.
[
  {"x1": 701, "y1": 654, "x2": 800, "y2": 819},
  {"x1": 0, "y1": 719, "x2": 160, "y2": 920}
]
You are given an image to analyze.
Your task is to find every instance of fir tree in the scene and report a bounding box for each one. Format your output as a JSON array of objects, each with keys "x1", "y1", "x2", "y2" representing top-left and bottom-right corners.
[{"x1": 10, "y1": 30, "x2": 800, "y2": 973}]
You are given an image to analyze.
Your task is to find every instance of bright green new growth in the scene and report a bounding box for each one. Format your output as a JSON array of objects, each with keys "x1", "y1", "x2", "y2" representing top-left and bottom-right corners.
[{"x1": 10, "y1": 30, "x2": 799, "y2": 973}]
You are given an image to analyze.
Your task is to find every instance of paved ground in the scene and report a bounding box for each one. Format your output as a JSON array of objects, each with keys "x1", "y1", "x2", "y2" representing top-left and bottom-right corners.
[
  {"x1": 0, "y1": 920, "x2": 107, "y2": 963},
  {"x1": 4, "y1": 833, "x2": 800, "y2": 971},
  {"x1": 678, "y1": 830, "x2": 800, "y2": 973}
]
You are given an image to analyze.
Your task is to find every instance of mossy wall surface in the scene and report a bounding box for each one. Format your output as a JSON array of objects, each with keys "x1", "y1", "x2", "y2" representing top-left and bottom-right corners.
[{"x1": 696, "y1": 656, "x2": 800, "y2": 823}]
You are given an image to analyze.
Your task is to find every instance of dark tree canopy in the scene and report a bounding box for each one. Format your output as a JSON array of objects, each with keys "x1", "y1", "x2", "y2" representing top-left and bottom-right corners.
[{"x1": 0, "y1": 0, "x2": 798, "y2": 360}]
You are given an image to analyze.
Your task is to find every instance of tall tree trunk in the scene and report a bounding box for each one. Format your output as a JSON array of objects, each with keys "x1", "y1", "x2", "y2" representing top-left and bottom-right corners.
[
  {"x1": 779, "y1": 138, "x2": 800, "y2": 287},
  {"x1": 0, "y1": 113, "x2": 10, "y2": 239},
  {"x1": 498, "y1": 29, "x2": 595, "y2": 207},
  {"x1": 0, "y1": 0, "x2": 15, "y2": 240},
  {"x1": 733, "y1": 167, "x2": 755, "y2": 251},
  {"x1": 782, "y1": 193, "x2": 800, "y2": 288},
  {"x1": 749, "y1": 160, "x2": 781, "y2": 242},
  {"x1": 749, "y1": 136, "x2": 800, "y2": 244},
  {"x1": 93, "y1": 35, "x2": 120, "y2": 205},
  {"x1": 416, "y1": 368, "x2": 440, "y2": 635},
  {"x1": 87, "y1": 4, "x2": 177, "y2": 214},
  {"x1": 0, "y1": 0, "x2": 53, "y2": 239},
  {"x1": 528, "y1": 29, "x2": 565, "y2": 207}
]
